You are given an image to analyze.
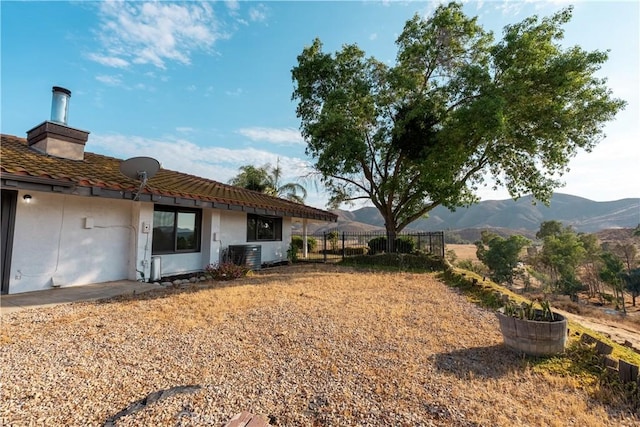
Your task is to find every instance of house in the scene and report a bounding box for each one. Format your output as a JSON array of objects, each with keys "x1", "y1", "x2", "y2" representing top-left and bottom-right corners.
[{"x1": 0, "y1": 87, "x2": 336, "y2": 295}]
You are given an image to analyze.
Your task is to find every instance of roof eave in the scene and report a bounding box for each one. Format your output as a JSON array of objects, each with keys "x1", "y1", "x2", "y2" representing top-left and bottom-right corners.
[{"x1": 0, "y1": 172, "x2": 337, "y2": 222}]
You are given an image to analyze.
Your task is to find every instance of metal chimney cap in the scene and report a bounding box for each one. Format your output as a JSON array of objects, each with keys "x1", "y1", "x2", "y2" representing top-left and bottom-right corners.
[{"x1": 52, "y1": 86, "x2": 71, "y2": 96}]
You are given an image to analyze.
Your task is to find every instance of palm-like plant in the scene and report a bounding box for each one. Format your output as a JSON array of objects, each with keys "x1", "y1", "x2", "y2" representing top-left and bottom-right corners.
[
  {"x1": 228, "y1": 165, "x2": 270, "y2": 192},
  {"x1": 229, "y1": 159, "x2": 307, "y2": 203}
]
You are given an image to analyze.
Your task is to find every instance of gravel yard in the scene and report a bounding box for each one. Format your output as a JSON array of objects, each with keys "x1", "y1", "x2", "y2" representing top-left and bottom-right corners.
[{"x1": 1, "y1": 264, "x2": 637, "y2": 426}]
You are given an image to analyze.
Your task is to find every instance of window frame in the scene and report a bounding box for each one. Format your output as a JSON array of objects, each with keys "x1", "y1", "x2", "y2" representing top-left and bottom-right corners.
[
  {"x1": 151, "y1": 206, "x2": 202, "y2": 255},
  {"x1": 247, "y1": 213, "x2": 283, "y2": 242}
]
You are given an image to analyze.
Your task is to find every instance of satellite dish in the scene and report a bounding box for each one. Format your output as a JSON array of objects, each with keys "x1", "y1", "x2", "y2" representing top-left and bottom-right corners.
[
  {"x1": 119, "y1": 157, "x2": 160, "y2": 201},
  {"x1": 120, "y1": 157, "x2": 160, "y2": 181}
]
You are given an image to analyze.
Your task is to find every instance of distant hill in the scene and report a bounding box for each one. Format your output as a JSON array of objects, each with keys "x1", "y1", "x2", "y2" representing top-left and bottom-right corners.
[{"x1": 299, "y1": 194, "x2": 639, "y2": 237}]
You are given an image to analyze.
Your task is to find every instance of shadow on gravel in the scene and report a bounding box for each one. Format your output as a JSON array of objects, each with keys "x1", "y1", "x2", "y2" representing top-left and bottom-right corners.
[{"x1": 431, "y1": 344, "x2": 523, "y2": 379}]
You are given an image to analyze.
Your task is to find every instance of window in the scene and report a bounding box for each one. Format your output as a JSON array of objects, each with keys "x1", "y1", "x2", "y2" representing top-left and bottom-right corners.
[
  {"x1": 152, "y1": 207, "x2": 201, "y2": 254},
  {"x1": 247, "y1": 214, "x2": 282, "y2": 241}
]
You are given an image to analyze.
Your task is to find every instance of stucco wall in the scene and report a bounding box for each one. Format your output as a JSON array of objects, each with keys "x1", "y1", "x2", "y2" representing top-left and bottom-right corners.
[
  {"x1": 9, "y1": 191, "x2": 134, "y2": 293},
  {"x1": 218, "y1": 211, "x2": 291, "y2": 266},
  {"x1": 7, "y1": 191, "x2": 299, "y2": 293}
]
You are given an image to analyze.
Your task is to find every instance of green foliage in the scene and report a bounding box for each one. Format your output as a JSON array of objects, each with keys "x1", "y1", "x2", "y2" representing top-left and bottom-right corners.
[
  {"x1": 327, "y1": 230, "x2": 340, "y2": 252},
  {"x1": 446, "y1": 249, "x2": 458, "y2": 263},
  {"x1": 536, "y1": 220, "x2": 564, "y2": 240},
  {"x1": 623, "y1": 268, "x2": 640, "y2": 306},
  {"x1": 456, "y1": 259, "x2": 487, "y2": 275},
  {"x1": 557, "y1": 278, "x2": 585, "y2": 298},
  {"x1": 599, "y1": 252, "x2": 625, "y2": 285},
  {"x1": 292, "y1": 3, "x2": 625, "y2": 237},
  {"x1": 475, "y1": 231, "x2": 530, "y2": 284},
  {"x1": 502, "y1": 299, "x2": 556, "y2": 322},
  {"x1": 229, "y1": 159, "x2": 307, "y2": 203},
  {"x1": 205, "y1": 262, "x2": 249, "y2": 281},
  {"x1": 367, "y1": 236, "x2": 416, "y2": 254},
  {"x1": 291, "y1": 235, "x2": 318, "y2": 252},
  {"x1": 444, "y1": 232, "x2": 468, "y2": 244},
  {"x1": 342, "y1": 252, "x2": 444, "y2": 271},
  {"x1": 396, "y1": 236, "x2": 416, "y2": 253},
  {"x1": 537, "y1": 223, "x2": 587, "y2": 294},
  {"x1": 228, "y1": 165, "x2": 270, "y2": 192},
  {"x1": 344, "y1": 247, "x2": 368, "y2": 256},
  {"x1": 599, "y1": 251, "x2": 627, "y2": 312},
  {"x1": 287, "y1": 243, "x2": 299, "y2": 263},
  {"x1": 368, "y1": 236, "x2": 388, "y2": 255}
]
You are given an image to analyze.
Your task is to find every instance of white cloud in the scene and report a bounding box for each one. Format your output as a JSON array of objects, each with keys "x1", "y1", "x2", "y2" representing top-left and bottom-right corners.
[
  {"x1": 496, "y1": 0, "x2": 525, "y2": 16},
  {"x1": 95, "y1": 74, "x2": 123, "y2": 86},
  {"x1": 249, "y1": 4, "x2": 268, "y2": 22},
  {"x1": 88, "y1": 133, "x2": 313, "y2": 194},
  {"x1": 369, "y1": 33, "x2": 378, "y2": 41},
  {"x1": 225, "y1": 0, "x2": 240, "y2": 13},
  {"x1": 87, "y1": 53, "x2": 129, "y2": 68},
  {"x1": 225, "y1": 88, "x2": 243, "y2": 97},
  {"x1": 91, "y1": 1, "x2": 223, "y2": 69},
  {"x1": 237, "y1": 127, "x2": 305, "y2": 145},
  {"x1": 175, "y1": 127, "x2": 194, "y2": 133},
  {"x1": 495, "y1": 0, "x2": 573, "y2": 16}
]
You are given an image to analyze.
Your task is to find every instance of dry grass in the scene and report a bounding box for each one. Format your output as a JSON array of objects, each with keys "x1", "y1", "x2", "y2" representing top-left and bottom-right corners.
[
  {"x1": 448, "y1": 244, "x2": 479, "y2": 261},
  {"x1": 1, "y1": 264, "x2": 637, "y2": 426}
]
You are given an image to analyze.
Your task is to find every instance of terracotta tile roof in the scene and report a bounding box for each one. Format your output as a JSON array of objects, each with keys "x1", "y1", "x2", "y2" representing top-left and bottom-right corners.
[{"x1": 0, "y1": 134, "x2": 337, "y2": 222}]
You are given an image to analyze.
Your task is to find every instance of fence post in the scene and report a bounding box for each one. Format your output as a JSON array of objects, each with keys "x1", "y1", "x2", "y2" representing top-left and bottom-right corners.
[
  {"x1": 323, "y1": 232, "x2": 327, "y2": 263},
  {"x1": 342, "y1": 232, "x2": 346, "y2": 260}
]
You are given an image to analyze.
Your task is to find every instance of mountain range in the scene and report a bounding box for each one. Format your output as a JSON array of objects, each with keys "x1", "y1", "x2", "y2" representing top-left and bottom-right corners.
[{"x1": 305, "y1": 194, "x2": 639, "y2": 238}]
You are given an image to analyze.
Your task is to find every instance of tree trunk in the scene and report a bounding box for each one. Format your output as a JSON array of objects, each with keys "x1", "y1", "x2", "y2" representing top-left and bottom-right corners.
[{"x1": 386, "y1": 228, "x2": 398, "y2": 253}]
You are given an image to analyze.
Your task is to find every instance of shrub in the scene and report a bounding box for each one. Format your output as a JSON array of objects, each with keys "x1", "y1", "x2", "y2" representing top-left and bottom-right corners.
[
  {"x1": 328, "y1": 230, "x2": 340, "y2": 252},
  {"x1": 395, "y1": 236, "x2": 416, "y2": 254},
  {"x1": 343, "y1": 252, "x2": 444, "y2": 271},
  {"x1": 291, "y1": 235, "x2": 318, "y2": 252},
  {"x1": 368, "y1": 237, "x2": 387, "y2": 255},
  {"x1": 205, "y1": 262, "x2": 249, "y2": 281},
  {"x1": 368, "y1": 236, "x2": 416, "y2": 254},
  {"x1": 287, "y1": 243, "x2": 299, "y2": 263},
  {"x1": 446, "y1": 249, "x2": 458, "y2": 263},
  {"x1": 456, "y1": 259, "x2": 488, "y2": 275},
  {"x1": 344, "y1": 246, "x2": 368, "y2": 256}
]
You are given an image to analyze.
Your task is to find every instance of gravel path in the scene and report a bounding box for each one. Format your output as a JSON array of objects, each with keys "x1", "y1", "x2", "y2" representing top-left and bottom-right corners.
[{"x1": 1, "y1": 264, "x2": 637, "y2": 426}]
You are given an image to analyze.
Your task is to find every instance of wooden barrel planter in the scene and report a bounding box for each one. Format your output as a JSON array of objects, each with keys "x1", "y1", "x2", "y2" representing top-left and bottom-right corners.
[{"x1": 496, "y1": 310, "x2": 567, "y2": 356}]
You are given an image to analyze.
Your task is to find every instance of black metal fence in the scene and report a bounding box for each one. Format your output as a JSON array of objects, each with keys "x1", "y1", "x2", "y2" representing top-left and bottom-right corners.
[{"x1": 290, "y1": 231, "x2": 445, "y2": 262}]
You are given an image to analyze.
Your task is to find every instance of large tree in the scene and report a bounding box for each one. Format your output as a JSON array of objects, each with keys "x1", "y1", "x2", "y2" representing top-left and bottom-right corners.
[
  {"x1": 475, "y1": 231, "x2": 530, "y2": 285},
  {"x1": 292, "y1": 3, "x2": 625, "y2": 244},
  {"x1": 538, "y1": 223, "x2": 586, "y2": 295},
  {"x1": 599, "y1": 251, "x2": 627, "y2": 313}
]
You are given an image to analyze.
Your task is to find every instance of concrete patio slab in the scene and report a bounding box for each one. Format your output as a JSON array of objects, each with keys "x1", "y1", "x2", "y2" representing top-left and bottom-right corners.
[{"x1": 0, "y1": 281, "x2": 161, "y2": 315}]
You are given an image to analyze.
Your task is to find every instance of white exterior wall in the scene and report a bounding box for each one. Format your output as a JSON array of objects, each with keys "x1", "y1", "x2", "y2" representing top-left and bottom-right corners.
[
  {"x1": 9, "y1": 191, "x2": 134, "y2": 293},
  {"x1": 8, "y1": 190, "x2": 301, "y2": 293},
  {"x1": 219, "y1": 211, "x2": 292, "y2": 266},
  {"x1": 149, "y1": 207, "x2": 222, "y2": 279},
  {"x1": 201, "y1": 208, "x2": 222, "y2": 268},
  {"x1": 131, "y1": 202, "x2": 154, "y2": 281}
]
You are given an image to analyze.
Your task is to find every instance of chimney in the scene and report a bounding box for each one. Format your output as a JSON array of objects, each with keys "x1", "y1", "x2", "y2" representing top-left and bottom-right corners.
[
  {"x1": 26, "y1": 86, "x2": 90, "y2": 161},
  {"x1": 51, "y1": 86, "x2": 71, "y2": 125}
]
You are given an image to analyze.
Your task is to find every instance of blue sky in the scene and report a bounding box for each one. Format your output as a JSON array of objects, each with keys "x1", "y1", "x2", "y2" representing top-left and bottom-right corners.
[{"x1": 1, "y1": 1, "x2": 638, "y2": 209}]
